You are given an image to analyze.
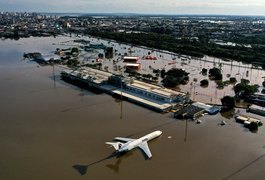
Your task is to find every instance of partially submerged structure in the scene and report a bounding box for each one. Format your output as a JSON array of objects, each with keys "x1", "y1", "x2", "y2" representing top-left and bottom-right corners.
[
  {"x1": 61, "y1": 68, "x2": 112, "y2": 90},
  {"x1": 192, "y1": 102, "x2": 220, "y2": 115},
  {"x1": 251, "y1": 93, "x2": 265, "y2": 106},
  {"x1": 174, "y1": 105, "x2": 204, "y2": 119},
  {"x1": 24, "y1": 52, "x2": 60, "y2": 65},
  {"x1": 235, "y1": 115, "x2": 263, "y2": 132},
  {"x1": 247, "y1": 104, "x2": 265, "y2": 116},
  {"x1": 61, "y1": 67, "x2": 189, "y2": 112},
  {"x1": 123, "y1": 56, "x2": 141, "y2": 71}
]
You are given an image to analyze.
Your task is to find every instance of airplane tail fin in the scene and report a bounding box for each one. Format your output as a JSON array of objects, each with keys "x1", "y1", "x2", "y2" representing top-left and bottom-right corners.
[{"x1": 106, "y1": 142, "x2": 124, "y2": 151}]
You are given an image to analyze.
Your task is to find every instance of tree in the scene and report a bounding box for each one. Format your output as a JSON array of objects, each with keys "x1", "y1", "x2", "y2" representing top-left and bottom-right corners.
[
  {"x1": 221, "y1": 96, "x2": 235, "y2": 109},
  {"x1": 105, "y1": 47, "x2": 113, "y2": 59},
  {"x1": 146, "y1": 74, "x2": 153, "y2": 79},
  {"x1": 162, "y1": 76, "x2": 179, "y2": 88},
  {"x1": 160, "y1": 69, "x2": 166, "y2": 78},
  {"x1": 209, "y1": 67, "x2": 222, "y2": 80},
  {"x1": 241, "y1": 78, "x2": 250, "y2": 85},
  {"x1": 229, "y1": 77, "x2": 237, "y2": 83},
  {"x1": 125, "y1": 68, "x2": 137, "y2": 75},
  {"x1": 153, "y1": 69, "x2": 160, "y2": 74},
  {"x1": 215, "y1": 73, "x2": 223, "y2": 81},
  {"x1": 198, "y1": 34, "x2": 209, "y2": 44},
  {"x1": 216, "y1": 81, "x2": 225, "y2": 89},
  {"x1": 13, "y1": 29, "x2": 20, "y2": 40},
  {"x1": 98, "y1": 53, "x2": 104, "y2": 58},
  {"x1": 152, "y1": 76, "x2": 159, "y2": 81},
  {"x1": 166, "y1": 68, "x2": 189, "y2": 78},
  {"x1": 66, "y1": 59, "x2": 79, "y2": 67},
  {"x1": 248, "y1": 122, "x2": 259, "y2": 132},
  {"x1": 200, "y1": 79, "x2": 209, "y2": 86},
  {"x1": 234, "y1": 83, "x2": 258, "y2": 98},
  {"x1": 71, "y1": 47, "x2": 79, "y2": 55},
  {"x1": 202, "y1": 68, "x2": 207, "y2": 75},
  {"x1": 162, "y1": 68, "x2": 189, "y2": 87}
]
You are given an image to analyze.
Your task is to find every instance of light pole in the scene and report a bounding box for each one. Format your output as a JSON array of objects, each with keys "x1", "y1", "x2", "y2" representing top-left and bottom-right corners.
[{"x1": 120, "y1": 74, "x2": 123, "y2": 120}]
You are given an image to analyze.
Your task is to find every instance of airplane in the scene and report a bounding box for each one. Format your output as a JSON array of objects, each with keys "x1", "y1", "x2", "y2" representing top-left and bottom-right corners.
[{"x1": 106, "y1": 130, "x2": 162, "y2": 159}]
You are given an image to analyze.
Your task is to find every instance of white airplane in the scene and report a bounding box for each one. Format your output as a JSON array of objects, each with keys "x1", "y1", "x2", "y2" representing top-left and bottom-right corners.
[{"x1": 106, "y1": 130, "x2": 162, "y2": 159}]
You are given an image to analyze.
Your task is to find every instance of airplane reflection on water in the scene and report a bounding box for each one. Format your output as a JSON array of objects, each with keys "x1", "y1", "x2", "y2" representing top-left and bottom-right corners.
[{"x1": 73, "y1": 130, "x2": 162, "y2": 175}]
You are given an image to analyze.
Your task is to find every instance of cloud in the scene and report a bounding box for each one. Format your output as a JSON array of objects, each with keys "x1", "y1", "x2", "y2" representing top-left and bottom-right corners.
[{"x1": 0, "y1": 0, "x2": 265, "y2": 15}]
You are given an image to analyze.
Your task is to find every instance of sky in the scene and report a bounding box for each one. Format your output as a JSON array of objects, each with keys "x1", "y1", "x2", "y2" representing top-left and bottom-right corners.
[{"x1": 1, "y1": 0, "x2": 265, "y2": 16}]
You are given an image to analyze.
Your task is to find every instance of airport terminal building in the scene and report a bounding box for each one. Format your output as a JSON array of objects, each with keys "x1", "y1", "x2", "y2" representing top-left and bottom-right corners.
[{"x1": 62, "y1": 68, "x2": 190, "y2": 112}]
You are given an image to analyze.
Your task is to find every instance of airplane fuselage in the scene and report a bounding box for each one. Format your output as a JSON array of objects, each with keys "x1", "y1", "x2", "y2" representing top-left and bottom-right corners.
[{"x1": 118, "y1": 130, "x2": 162, "y2": 153}]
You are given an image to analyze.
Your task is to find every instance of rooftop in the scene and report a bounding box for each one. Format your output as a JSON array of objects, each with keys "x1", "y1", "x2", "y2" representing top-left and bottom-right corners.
[
  {"x1": 63, "y1": 67, "x2": 113, "y2": 84},
  {"x1": 128, "y1": 80, "x2": 186, "y2": 98},
  {"x1": 112, "y1": 89, "x2": 172, "y2": 111}
]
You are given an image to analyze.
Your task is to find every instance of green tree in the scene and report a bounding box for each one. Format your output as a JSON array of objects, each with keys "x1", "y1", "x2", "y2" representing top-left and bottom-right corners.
[
  {"x1": 66, "y1": 59, "x2": 79, "y2": 67},
  {"x1": 166, "y1": 68, "x2": 189, "y2": 78},
  {"x1": 248, "y1": 122, "x2": 259, "y2": 132},
  {"x1": 221, "y1": 96, "x2": 235, "y2": 109},
  {"x1": 200, "y1": 79, "x2": 209, "y2": 86},
  {"x1": 234, "y1": 83, "x2": 258, "y2": 97},
  {"x1": 209, "y1": 67, "x2": 222, "y2": 80},
  {"x1": 162, "y1": 76, "x2": 179, "y2": 88},
  {"x1": 241, "y1": 79, "x2": 250, "y2": 84},
  {"x1": 229, "y1": 77, "x2": 237, "y2": 83},
  {"x1": 162, "y1": 68, "x2": 189, "y2": 87},
  {"x1": 146, "y1": 74, "x2": 153, "y2": 80},
  {"x1": 71, "y1": 47, "x2": 79, "y2": 55},
  {"x1": 160, "y1": 69, "x2": 166, "y2": 78},
  {"x1": 13, "y1": 29, "x2": 20, "y2": 40},
  {"x1": 202, "y1": 68, "x2": 207, "y2": 75}
]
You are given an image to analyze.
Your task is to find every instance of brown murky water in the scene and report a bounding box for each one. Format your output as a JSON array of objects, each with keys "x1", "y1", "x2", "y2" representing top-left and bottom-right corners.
[{"x1": 0, "y1": 37, "x2": 265, "y2": 180}]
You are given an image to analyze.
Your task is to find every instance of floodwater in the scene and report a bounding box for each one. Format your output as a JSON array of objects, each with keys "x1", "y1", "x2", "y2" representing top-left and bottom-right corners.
[
  {"x1": 0, "y1": 36, "x2": 265, "y2": 180},
  {"x1": 57, "y1": 34, "x2": 265, "y2": 105}
]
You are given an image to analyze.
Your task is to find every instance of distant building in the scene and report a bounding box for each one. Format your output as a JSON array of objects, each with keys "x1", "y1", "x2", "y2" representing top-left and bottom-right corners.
[
  {"x1": 123, "y1": 56, "x2": 139, "y2": 63},
  {"x1": 123, "y1": 56, "x2": 141, "y2": 71},
  {"x1": 125, "y1": 63, "x2": 141, "y2": 71}
]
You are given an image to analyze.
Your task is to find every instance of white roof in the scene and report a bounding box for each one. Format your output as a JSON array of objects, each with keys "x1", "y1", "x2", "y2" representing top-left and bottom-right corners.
[
  {"x1": 112, "y1": 90, "x2": 172, "y2": 110},
  {"x1": 126, "y1": 63, "x2": 140, "y2": 67},
  {"x1": 192, "y1": 102, "x2": 212, "y2": 110},
  {"x1": 128, "y1": 80, "x2": 185, "y2": 98},
  {"x1": 124, "y1": 56, "x2": 139, "y2": 60}
]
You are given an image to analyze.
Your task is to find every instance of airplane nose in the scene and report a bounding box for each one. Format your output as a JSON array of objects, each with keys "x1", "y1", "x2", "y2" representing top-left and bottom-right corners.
[{"x1": 157, "y1": 130, "x2": 162, "y2": 135}]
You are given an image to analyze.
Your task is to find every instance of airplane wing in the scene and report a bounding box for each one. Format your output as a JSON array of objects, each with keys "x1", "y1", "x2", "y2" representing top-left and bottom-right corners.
[
  {"x1": 114, "y1": 137, "x2": 135, "y2": 142},
  {"x1": 138, "y1": 141, "x2": 152, "y2": 159}
]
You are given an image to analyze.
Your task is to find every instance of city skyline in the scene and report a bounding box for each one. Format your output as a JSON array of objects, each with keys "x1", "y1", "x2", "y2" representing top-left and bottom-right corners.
[{"x1": 1, "y1": 0, "x2": 265, "y2": 16}]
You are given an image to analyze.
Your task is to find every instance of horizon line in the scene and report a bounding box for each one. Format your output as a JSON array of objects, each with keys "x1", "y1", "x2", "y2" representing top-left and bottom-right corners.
[{"x1": 1, "y1": 11, "x2": 265, "y2": 17}]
